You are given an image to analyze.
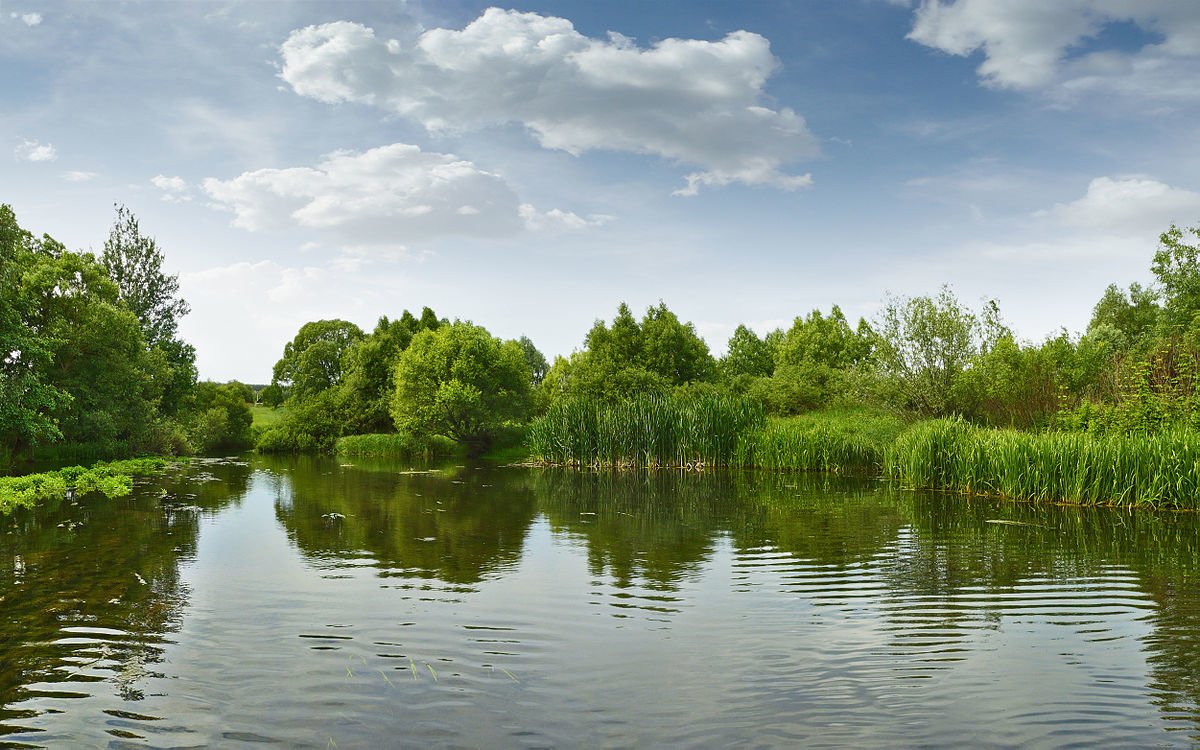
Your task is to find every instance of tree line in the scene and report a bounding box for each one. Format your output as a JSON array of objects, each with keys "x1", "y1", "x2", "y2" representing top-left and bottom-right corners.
[
  {"x1": 258, "y1": 221, "x2": 1200, "y2": 455},
  {"x1": 0, "y1": 204, "x2": 252, "y2": 468},
  {"x1": 7, "y1": 198, "x2": 1200, "y2": 465}
]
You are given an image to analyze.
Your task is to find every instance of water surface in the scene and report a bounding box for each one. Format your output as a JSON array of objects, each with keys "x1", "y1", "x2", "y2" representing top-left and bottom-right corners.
[{"x1": 1, "y1": 457, "x2": 1198, "y2": 748}]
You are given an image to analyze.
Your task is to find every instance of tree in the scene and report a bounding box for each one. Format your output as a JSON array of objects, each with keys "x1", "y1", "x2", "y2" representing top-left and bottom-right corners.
[
  {"x1": 340, "y1": 309, "x2": 445, "y2": 434},
  {"x1": 259, "y1": 383, "x2": 285, "y2": 408},
  {"x1": 518, "y1": 335, "x2": 549, "y2": 386},
  {"x1": 271, "y1": 319, "x2": 365, "y2": 401},
  {"x1": 721, "y1": 325, "x2": 775, "y2": 379},
  {"x1": 22, "y1": 237, "x2": 158, "y2": 449},
  {"x1": 102, "y1": 205, "x2": 196, "y2": 415},
  {"x1": 1151, "y1": 223, "x2": 1200, "y2": 332},
  {"x1": 187, "y1": 381, "x2": 253, "y2": 451},
  {"x1": 0, "y1": 205, "x2": 67, "y2": 458},
  {"x1": 391, "y1": 322, "x2": 531, "y2": 450},
  {"x1": 1088, "y1": 282, "x2": 1159, "y2": 348},
  {"x1": 872, "y1": 286, "x2": 1007, "y2": 416}
]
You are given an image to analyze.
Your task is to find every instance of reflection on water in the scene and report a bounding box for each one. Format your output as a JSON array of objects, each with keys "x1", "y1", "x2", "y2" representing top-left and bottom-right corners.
[{"x1": 0, "y1": 456, "x2": 1198, "y2": 747}]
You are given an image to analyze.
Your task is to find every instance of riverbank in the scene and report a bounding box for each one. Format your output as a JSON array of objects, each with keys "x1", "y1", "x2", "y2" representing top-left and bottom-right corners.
[{"x1": 525, "y1": 397, "x2": 1200, "y2": 510}]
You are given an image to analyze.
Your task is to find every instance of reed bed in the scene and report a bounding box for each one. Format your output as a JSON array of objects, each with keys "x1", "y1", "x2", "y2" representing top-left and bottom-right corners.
[
  {"x1": 884, "y1": 418, "x2": 1200, "y2": 508},
  {"x1": 334, "y1": 433, "x2": 459, "y2": 459},
  {"x1": 526, "y1": 394, "x2": 765, "y2": 468},
  {"x1": 735, "y1": 410, "x2": 906, "y2": 474}
]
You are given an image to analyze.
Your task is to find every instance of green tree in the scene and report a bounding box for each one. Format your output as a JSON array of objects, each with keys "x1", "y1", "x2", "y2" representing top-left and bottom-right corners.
[
  {"x1": 872, "y1": 286, "x2": 1006, "y2": 416},
  {"x1": 391, "y1": 322, "x2": 531, "y2": 450},
  {"x1": 271, "y1": 319, "x2": 365, "y2": 401},
  {"x1": 721, "y1": 325, "x2": 775, "y2": 379},
  {"x1": 187, "y1": 381, "x2": 253, "y2": 451},
  {"x1": 518, "y1": 335, "x2": 549, "y2": 386},
  {"x1": 259, "y1": 383, "x2": 285, "y2": 408},
  {"x1": 22, "y1": 237, "x2": 158, "y2": 449},
  {"x1": 340, "y1": 308, "x2": 445, "y2": 434},
  {"x1": 1088, "y1": 282, "x2": 1159, "y2": 349},
  {"x1": 102, "y1": 206, "x2": 197, "y2": 416},
  {"x1": 0, "y1": 206, "x2": 67, "y2": 459},
  {"x1": 1151, "y1": 223, "x2": 1200, "y2": 332}
]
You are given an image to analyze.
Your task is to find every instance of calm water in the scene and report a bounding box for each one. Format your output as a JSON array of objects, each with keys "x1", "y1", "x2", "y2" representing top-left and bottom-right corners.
[{"x1": 1, "y1": 457, "x2": 1199, "y2": 748}]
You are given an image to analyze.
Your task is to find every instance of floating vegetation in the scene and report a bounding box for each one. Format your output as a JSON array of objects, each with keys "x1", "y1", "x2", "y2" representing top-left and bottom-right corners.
[{"x1": 0, "y1": 457, "x2": 180, "y2": 513}]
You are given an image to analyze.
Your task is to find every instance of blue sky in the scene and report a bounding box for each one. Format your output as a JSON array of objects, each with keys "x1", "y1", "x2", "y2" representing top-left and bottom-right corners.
[{"x1": 5, "y1": 0, "x2": 1200, "y2": 382}]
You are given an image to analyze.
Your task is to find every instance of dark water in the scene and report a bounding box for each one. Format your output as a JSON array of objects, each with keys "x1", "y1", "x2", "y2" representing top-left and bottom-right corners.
[{"x1": 1, "y1": 457, "x2": 1199, "y2": 748}]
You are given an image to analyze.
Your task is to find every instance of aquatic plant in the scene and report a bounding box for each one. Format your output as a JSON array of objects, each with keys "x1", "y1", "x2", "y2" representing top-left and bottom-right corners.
[
  {"x1": 0, "y1": 457, "x2": 177, "y2": 513},
  {"x1": 526, "y1": 393, "x2": 765, "y2": 468},
  {"x1": 884, "y1": 418, "x2": 1200, "y2": 508},
  {"x1": 334, "y1": 433, "x2": 459, "y2": 459}
]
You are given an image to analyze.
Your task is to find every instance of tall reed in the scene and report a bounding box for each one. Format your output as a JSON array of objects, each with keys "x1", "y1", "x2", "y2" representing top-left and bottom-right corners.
[
  {"x1": 527, "y1": 394, "x2": 765, "y2": 468},
  {"x1": 884, "y1": 418, "x2": 1200, "y2": 508}
]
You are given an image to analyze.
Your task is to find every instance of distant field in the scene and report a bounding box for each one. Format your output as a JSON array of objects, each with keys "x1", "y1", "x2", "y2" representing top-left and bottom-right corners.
[{"x1": 250, "y1": 404, "x2": 287, "y2": 429}]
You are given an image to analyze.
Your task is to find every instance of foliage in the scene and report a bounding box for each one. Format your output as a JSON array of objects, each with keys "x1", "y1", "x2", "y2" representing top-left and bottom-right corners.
[
  {"x1": 884, "y1": 418, "x2": 1200, "y2": 508},
  {"x1": 259, "y1": 383, "x2": 285, "y2": 407},
  {"x1": 1087, "y1": 282, "x2": 1159, "y2": 350},
  {"x1": 1151, "y1": 223, "x2": 1200, "y2": 333},
  {"x1": 518, "y1": 335, "x2": 549, "y2": 386},
  {"x1": 334, "y1": 432, "x2": 459, "y2": 459},
  {"x1": 527, "y1": 392, "x2": 764, "y2": 468},
  {"x1": 0, "y1": 205, "x2": 68, "y2": 461},
  {"x1": 186, "y1": 381, "x2": 254, "y2": 452},
  {"x1": 543, "y1": 302, "x2": 716, "y2": 404},
  {"x1": 735, "y1": 408, "x2": 907, "y2": 473},
  {"x1": 720, "y1": 324, "x2": 776, "y2": 379},
  {"x1": 0, "y1": 457, "x2": 177, "y2": 513},
  {"x1": 871, "y1": 286, "x2": 1007, "y2": 417},
  {"x1": 103, "y1": 204, "x2": 196, "y2": 415},
  {"x1": 391, "y1": 322, "x2": 532, "y2": 450},
  {"x1": 271, "y1": 319, "x2": 365, "y2": 401},
  {"x1": 339, "y1": 310, "x2": 443, "y2": 434}
]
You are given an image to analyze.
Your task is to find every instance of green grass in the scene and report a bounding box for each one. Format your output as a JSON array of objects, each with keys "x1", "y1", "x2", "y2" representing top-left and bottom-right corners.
[
  {"x1": 0, "y1": 457, "x2": 180, "y2": 514},
  {"x1": 736, "y1": 408, "x2": 908, "y2": 474},
  {"x1": 251, "y1": 404, "x2": 288, "y2": 429},
  {"x1": 884, "y1": 418, "x2": 1200, "y2": 508},
  {"x1": 526, "y1": 393, "x2": 766, "y2": 468},
  {"x1": 334, "y1": 433, "x2": 460, "y2": 459}
]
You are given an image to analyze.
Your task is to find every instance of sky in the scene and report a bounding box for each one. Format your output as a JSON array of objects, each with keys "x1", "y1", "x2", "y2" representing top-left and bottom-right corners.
[{"x1": 4, "y1": 0, "x2": 1200, "y2": 383}]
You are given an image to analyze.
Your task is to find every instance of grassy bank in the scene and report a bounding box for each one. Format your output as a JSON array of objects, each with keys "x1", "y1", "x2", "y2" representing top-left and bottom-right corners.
[
  {"x1": 526, "y1": 397, "x2": 1200, "y2": 508},
  {"x1": 0, "y1": 457, "x2": 180, "y2": 514},
  {"x1": 334, "y1": 433, "x2": 460, "y2": 459},
  {"x1": 885, "y1": 418, "x2": 1200, "y2": 508},
  {"x1": 251, "y1": 404, "x2": 288, "y2": 429},
  {"x1": 735, "y1": 409, "x2": 908, "y2": 474}
]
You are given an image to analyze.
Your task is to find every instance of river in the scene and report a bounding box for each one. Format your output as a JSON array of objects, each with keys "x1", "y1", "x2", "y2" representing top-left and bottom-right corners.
[{"x1": 1, "y1": 456, "x2": 1198, "y2": 748}]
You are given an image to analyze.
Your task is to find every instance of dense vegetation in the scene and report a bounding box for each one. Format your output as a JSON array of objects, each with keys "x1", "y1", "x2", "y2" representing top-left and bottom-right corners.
[
  {"x1": 8, "y1": 195, "x2": 1200, "y2": 506},
  {"x1": 0, "y1": 204, "x2": 254, "y2": 471}
]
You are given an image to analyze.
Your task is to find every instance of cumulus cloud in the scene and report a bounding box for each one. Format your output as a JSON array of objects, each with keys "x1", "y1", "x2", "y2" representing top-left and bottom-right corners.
[
  {"x1": 14, "y1": 139, "x2": 56, "y2": 162},
  {"x1": 1041, "y1": 176, "x2": 1200, "y2": 237},
  {"x1": 203, "y1": 143, "x2": 526, "y2": 248},
  {"x1": 151, "y1": 174, "x2": 191, "y2": 202},
  {"x1": 10, "y1": 12, "x2": 42, "y2": 26},
  {"x1": 907, "y1": 1, "x2": 1200, "y2": 102},
  {"x1": 278, "y1": 9, "x2": 818, "y2": 194}
]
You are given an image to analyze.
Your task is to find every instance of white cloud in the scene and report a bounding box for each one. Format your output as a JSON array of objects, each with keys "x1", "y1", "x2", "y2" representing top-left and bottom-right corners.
[
  {"x1": 278, "y1": 9, "x2": 819, "y2": 195},
  {"x1": 10, "y1": 12, "x2": 42, "y2": 26},
  {"x1": 1041, "y1": 176, "x2": 1200, "y2": 237},
  {"x1": 151, "y1": 174, "x2": 191, "y2": 202},
  {"x1": 907, "y1": 1, "x2": 1200, "y2": 102},
  {"x1": 203, "y1": 143, "x2": 525, "y2": 250},
  {"x1": 14, "y1": 139, "x2": 56, "y2": 162},
  {"x1": 63, "y1": 170, "x2": 98, "y2": 182},
  {"x1": 519, "y1": 204, "x2": 614, "y2": 232}
]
